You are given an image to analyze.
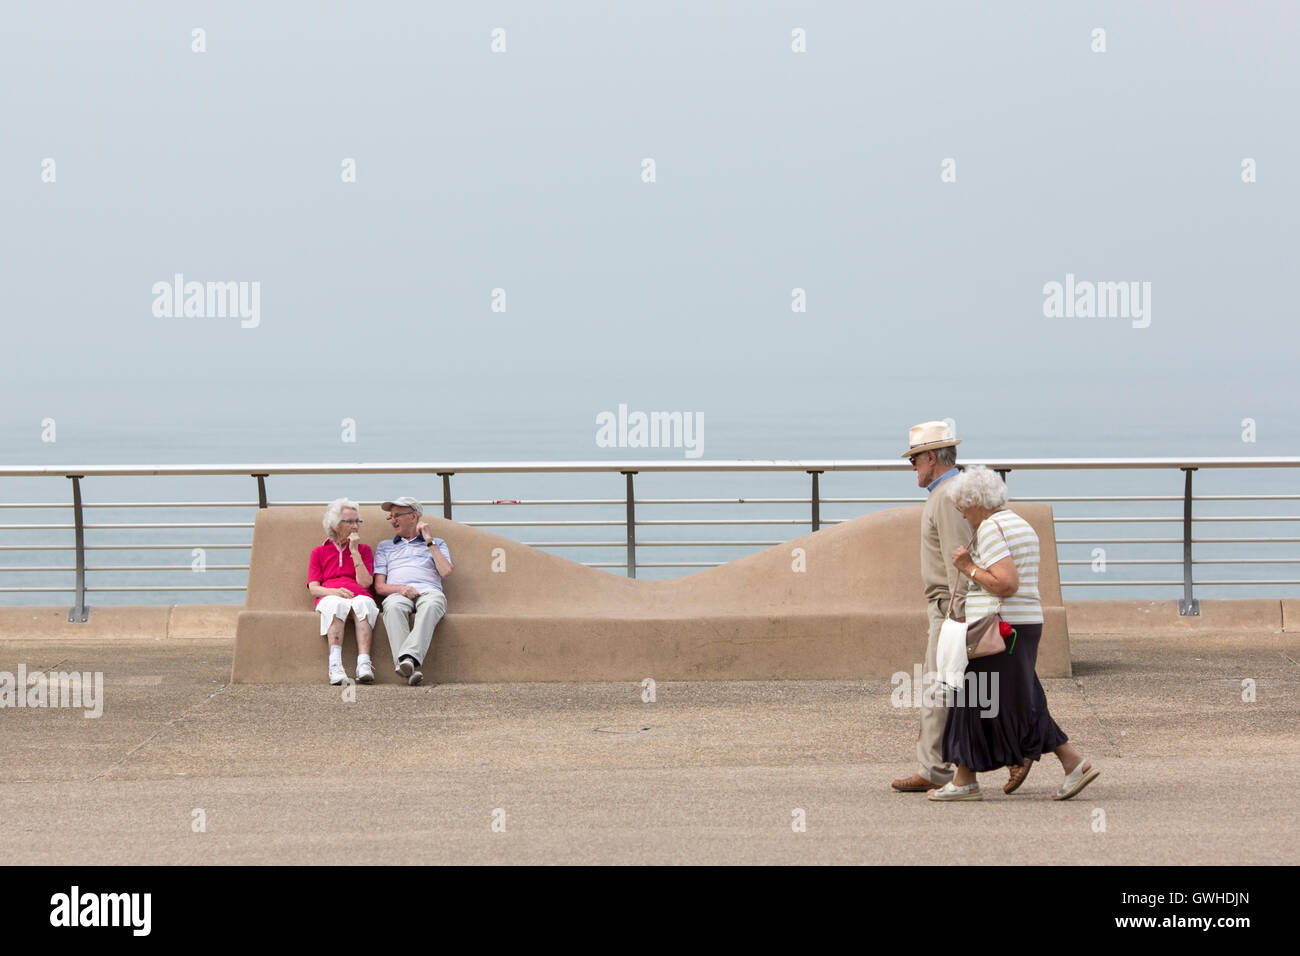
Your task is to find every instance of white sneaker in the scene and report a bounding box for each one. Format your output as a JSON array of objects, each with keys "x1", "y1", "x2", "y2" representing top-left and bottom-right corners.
[
  {"x1": 356, "y1": 660, "x2": 375, "y2": 684},
  {"x1": 396, "y1": 659, "x2": 414, "y2": 679},
  {"x1": 927, "y1": 781, "x2": 983, "y2": 802},
  {"x1": 407, "y1": 668, "x2": 424, "y2": 687},
  {"x1": 328, "y1": 661, "x2": 348, "y2": 685}
]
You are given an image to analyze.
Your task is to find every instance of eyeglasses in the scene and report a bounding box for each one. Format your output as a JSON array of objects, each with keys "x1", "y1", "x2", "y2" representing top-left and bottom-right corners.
[
  {"x1": 338, "y1": 518, "x2": 363, "y2": 525},
  {"x1": 387, "y1": 511, "x2": 415, "y2": 520}
]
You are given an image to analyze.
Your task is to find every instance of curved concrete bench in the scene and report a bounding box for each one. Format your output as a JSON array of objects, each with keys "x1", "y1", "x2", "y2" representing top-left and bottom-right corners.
[{"x1": 231, "y1": 504, "x2": 1069, "y2": 683}]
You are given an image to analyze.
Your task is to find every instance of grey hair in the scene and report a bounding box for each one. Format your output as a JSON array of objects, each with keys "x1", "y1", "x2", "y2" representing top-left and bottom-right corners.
[
  {"x1": 933, "y1": 445, "x2": 957, "y2": 468},
  {"x1": 948, "y1": 465, "x2": 1007, "y2": 511},
  {"x1": 322, "y1": 497, "x2": 361, "y2": 535}
]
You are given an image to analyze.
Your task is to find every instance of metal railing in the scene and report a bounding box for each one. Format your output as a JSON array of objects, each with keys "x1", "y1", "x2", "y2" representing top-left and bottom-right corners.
[{"x1": 1, "y1": 458, "x2": 1297, "y2": 621}]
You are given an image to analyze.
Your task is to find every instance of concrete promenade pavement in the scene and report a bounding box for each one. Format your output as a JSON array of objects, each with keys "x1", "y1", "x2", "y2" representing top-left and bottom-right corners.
[{"x1": 1, "y1": 629, "x2": 1297, "y2": 865}]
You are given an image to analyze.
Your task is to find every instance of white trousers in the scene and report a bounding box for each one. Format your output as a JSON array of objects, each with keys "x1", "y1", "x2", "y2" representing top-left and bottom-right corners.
[{"x1": 317, "y1": 594, "x2": 380, "y2": 636}]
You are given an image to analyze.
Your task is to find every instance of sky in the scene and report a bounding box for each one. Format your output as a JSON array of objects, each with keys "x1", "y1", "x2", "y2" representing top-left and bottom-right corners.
[{"x1": 2, "y1": 0, "x2": 1297, "y2": 464}]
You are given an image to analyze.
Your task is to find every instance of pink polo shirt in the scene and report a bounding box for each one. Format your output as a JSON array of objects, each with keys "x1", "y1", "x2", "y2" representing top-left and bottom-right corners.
[{"x1": 307, "y1": 539, "x2": 375, "y2": 608}]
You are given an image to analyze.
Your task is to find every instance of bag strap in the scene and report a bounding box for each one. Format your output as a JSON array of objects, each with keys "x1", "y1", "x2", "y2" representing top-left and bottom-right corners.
[
  {"x1": 961, "y1": 515, "x2": 1009, "y2": 617},
  {"x1": 985, "y1": 515, "x2": 1010, "y2": 614},
  {"x1": 945, "y1": 526, "x2": 980, "y2": 622}
]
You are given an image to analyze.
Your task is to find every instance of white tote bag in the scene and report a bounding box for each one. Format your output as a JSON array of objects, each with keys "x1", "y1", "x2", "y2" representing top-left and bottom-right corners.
[
  {"x1": 935, "y1": 525, "x2": 979, "y2": 688},
  {"x1": 936, "y1": 613, "x2": 969, "y2": 690}
]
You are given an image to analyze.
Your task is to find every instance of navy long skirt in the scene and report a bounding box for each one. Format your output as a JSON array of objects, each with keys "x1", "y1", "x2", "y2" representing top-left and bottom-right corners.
[{"x1": 941, "y1": 623, "x2": 1067, "y2": 773}]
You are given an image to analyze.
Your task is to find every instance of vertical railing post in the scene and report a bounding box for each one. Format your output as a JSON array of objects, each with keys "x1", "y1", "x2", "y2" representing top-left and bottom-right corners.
[
  {"x1": 808, "y1": 470, "x2": 822, "y2": 532},
  {"x1": 438, "y1": 472, "x2": 453, "y2": 520},
  {"x1": 67, "y1": 475, "x2": 88, "y2": 622},
  {"x1": 622, "y1": 471, "x2": 637, "y2": 579},
  {"x1": 252, "y1": 473, "x2": 269, "y2": 509},
  {"x1": 995, "y1": 468, "x2": 1010, "y2": 485},
  {"x1": 1179, "y1": 467, "x2": 1199, "y2": 616}
]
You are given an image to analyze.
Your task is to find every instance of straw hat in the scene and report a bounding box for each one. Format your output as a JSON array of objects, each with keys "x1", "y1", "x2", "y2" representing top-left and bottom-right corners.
[{"x1": 901, "y1": 421, "x2": 961, "y2": 459}]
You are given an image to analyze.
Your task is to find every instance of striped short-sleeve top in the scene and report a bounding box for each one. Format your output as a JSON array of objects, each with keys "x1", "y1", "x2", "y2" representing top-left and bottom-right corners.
[{"x1": 964, "y1": 509, "x2": 1042, "y2": 624}]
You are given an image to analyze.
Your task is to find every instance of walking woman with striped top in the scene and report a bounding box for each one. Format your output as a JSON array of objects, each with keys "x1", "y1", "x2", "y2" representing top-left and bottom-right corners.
[{"x1": 928, "y1": 465, "x2": 1100, "y2": 802}]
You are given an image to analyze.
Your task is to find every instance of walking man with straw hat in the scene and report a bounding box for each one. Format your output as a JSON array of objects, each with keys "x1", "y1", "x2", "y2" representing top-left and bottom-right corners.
[{"x1": 891, "y1": 421, "x2": 970, "y2": 792}]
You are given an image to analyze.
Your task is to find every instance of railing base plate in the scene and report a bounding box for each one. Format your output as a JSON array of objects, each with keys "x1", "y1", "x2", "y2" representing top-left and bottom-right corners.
[
  {"x1": 1178, "y1": 599, "x2": 1200, "y2": 616},
  {"x1": 67, "y1": 606, "x2": 89, "y2": 623}
]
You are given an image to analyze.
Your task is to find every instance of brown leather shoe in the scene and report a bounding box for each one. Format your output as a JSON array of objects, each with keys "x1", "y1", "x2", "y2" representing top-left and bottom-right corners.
[
  {"x1": 892, "y1": 773, "x2": 942, "y2": 792},
  {"x1": 1004, "y1": 759, "x2": 1032, "y2": 794}
]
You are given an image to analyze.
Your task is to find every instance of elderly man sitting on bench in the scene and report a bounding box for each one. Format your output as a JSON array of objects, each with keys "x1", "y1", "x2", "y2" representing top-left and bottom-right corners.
[{"x1": 373, "y1": 497, "x2": 454, "y2": 686}]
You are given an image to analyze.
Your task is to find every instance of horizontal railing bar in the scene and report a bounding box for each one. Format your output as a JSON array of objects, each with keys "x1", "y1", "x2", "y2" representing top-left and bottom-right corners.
[
  {"x1": 5, "y1": 492, "x2": 1295, "y2": 508},
  {"x1": 1060, "y1": 558, "x2": 1300, "y2": 566},
  {"x1": 1058, "y1": 559, "x2": 1181, "y2": 566},
  {"x1": 1055, "y1": 516, "x2": 1300, "y2": 524},
  {"x1": 1055, "y1": 538, "x2": 1181, "y2": 544},
  {"x1": 634, "y1": 540, "x2": 787, "y2": 547},
  {"x1": 84, "y1": 586, "x2": 248, "y2": 592},
  {"x1": 0, "y1": 544, "x2": 251, "y2": 552},
  {"x1": 457, "y1": 520, "x2": 626, "y2": 528},
  {"x1": 1025, "y1": 495, "x2": 1300, "y2": 503},
  {"x1": 92, "y1": 565, "x2": 249, "y2": 572},
  {"x1": 1061, "y1": 581, "x2": 1184, "y2": 586},
  {"x1": 1058, "y1": 537, "x2": 1300, "y2": 544},
  {"x1": 517, "y1": 541, "x2": 627, "y2": 548},
  {"x1": 0, "y1": 502, "x2": 261, "y2": 509},
  {"x1": 4, "y1": 457, "x2": 1300, "y2": 479},
  {"x1": 1193, "y1": 495, "x2": 1300, "y2": 501},
  {"x1": 1192, "y1": 558, "x2": 1300, "y2": 565},
  {"x1": 0, "y1": 566, "x2": 249, "y2": 573},
  {"x1": 8, "y1": 548, "x2": 1287, "y2": 565},
  {"x1": 1062, "y1": 579, "x2": 1300, "y2": 586},
  {"x1": 1184, "y1": 580, "x2": 1300, "y2": 585},
  {"x1": 84, "y1": 523, "x2": 255, "y2": 530},
  {"x1": 0, "y1": 523, "x2": 253, "y2": 530},
  {"x1": 635, "y1": 519, "x2": 808, "y2": 527},
  {"x1": 86, "y1": 544, "x2": 250, "y2": 550},
  {"x1": 3, "y1": 577, "x2": 1291, "y2": 592},
  {"x1": 0, "y1": 586, "x2": 249, "y2": 593},
  {"x1": 457, "y1": 519, "x2": 811, "y2": 528},
  {"x1": 1189, "y1": 516, "x2": 1300, "y2": 522},
  {"x1": 518, "y1": 540, "x2": 785, "y2": 548}
]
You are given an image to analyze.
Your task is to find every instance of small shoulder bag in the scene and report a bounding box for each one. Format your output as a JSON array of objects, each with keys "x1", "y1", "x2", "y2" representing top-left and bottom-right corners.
[{"x1": 952, "y1": 518, "x2": 1007, "y2": 659}]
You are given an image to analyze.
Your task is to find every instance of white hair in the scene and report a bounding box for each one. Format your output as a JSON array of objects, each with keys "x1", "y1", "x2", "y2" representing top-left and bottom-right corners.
[
  {"x1": 948, "y1": 465, "x2": 1007, "y2": 511},
  {"x1": 322, "y1": 497, "x2": 361, "y2": 535}
]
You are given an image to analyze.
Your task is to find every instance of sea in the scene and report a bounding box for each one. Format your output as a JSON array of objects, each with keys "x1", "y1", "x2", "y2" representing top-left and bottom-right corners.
[{"x1": 1, "y1": 366, "x2": 1296, "y2": 606}]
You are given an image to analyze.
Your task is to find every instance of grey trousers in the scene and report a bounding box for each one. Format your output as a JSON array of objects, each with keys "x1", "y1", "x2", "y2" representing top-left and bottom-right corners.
[
  {"x1": 916, "y1": 605, "x2": 955, "y2": 785},
  {"x1": 381, "y1": 590, "x2": 447, "y2": 668}
]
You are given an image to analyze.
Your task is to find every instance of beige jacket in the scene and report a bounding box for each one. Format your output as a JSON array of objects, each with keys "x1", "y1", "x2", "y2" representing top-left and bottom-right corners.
[{"x1": 921, "y1": 471, "x2": 970, "y2": 619}]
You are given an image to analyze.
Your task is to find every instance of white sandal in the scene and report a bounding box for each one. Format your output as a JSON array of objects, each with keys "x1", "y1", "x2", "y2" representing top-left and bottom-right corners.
[
  {"x1": 1053, "y1": 761, "x2": 1100, "y2": 800},
  {"x1": 928, "y1": 781, "x2": 983, "y2": 802}
]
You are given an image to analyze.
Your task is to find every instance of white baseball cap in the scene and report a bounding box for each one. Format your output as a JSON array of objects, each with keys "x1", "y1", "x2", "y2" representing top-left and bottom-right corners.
[{"x1": 380, "y1": 496, "x2": 424, "y2": 516}]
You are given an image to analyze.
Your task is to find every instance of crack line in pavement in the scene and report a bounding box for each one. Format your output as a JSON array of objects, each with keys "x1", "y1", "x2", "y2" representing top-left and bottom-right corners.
[
  {"x1": 94, "y1": 681, "x2": 232, "y2": 780},
  {"x1": 1068, "y1": 671, "x2": 1122, "y2": 757}
]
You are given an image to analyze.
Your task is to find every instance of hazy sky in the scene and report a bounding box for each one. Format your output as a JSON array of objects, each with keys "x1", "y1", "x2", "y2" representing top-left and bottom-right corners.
[{"x1": 3, "y1": 1, "x2": 1297, "y2": 463}]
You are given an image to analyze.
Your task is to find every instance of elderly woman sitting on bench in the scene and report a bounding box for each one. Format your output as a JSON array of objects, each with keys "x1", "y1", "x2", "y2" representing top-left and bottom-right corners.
[{"x1": 307, "y1": 498, "x2": 378, "y2": 685}]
